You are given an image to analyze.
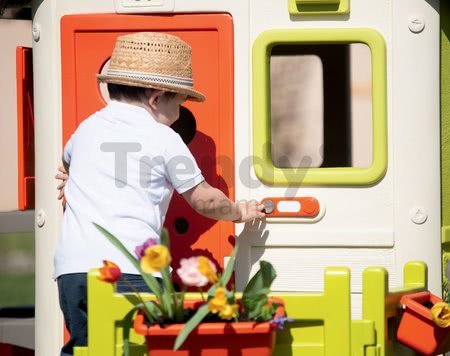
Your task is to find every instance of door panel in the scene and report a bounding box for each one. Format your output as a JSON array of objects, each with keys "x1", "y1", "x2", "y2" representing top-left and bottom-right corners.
[{"x1": 61, "y1": 13, "x2": 235, "y2": 273}]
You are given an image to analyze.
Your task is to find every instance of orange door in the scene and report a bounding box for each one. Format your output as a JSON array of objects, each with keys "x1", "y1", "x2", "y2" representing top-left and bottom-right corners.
[{"x1": 61, "y1": 14, "x2": 235, "y2": 274}]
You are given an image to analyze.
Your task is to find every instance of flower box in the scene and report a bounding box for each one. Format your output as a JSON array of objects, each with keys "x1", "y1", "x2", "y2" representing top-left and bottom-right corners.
[
  {"x1": 134, "y1": 299, "x2": 285, "y2": 356},
  {"x1": 397, "y1": 291, "x2": 450, "y2": 355},
  {"x1": 96, "y1": 226, "x2": 288, "y2": 354}
]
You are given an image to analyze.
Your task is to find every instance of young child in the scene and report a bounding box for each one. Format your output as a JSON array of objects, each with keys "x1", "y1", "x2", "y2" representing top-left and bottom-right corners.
[{"x1": 54, "y1": 32, "x2": 265, "y2": 355}]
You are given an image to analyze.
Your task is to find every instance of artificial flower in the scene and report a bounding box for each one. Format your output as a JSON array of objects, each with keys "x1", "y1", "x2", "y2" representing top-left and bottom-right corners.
[
  {"x1": 270, "y1": 315, "x2": 294, "y2": 330},
  {"x1": 208, "y1": 287, "x2": 228, "y2": 313},
  {"x1": 177, "y1": 257, "x2": 209, "y2": 287},
  {"x1": 218, "y1": 303, "x2": 239, "y2": 320},
  {"x1": 431, "y1": 302, "x2": 450, "y2": 328},
  {"x1": 135, "y1": 237, "x2": 158, "y2": 259},
  {"x1": 140, "y1": 245, "x2": 171, "y2": 273},
  {"x1": 95, "y1": 223, "x2": 280, "y2": 352},
  {"x1": 98, "y1": 260, "x2": 122, "y2": 283},
  {"x1": 197, "y1": 256, "x2": 219, "y2": 284}
]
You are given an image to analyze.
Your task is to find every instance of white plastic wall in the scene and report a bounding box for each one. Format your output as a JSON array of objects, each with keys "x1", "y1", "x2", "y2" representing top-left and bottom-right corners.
[
  {"x1": 0, "y1": 19, "x2": 32, "y2": 212},
  {"x1": 235, "y1": 0, "x2": 441, "y2": 321}
]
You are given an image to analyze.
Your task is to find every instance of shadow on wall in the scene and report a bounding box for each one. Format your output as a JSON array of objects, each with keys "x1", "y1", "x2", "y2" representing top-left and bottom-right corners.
[{"x1": 166, "y1": 128, "x2": 231, "y2": 281}]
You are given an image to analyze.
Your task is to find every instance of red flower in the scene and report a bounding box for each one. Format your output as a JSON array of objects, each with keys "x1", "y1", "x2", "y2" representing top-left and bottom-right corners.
[{"x1": 98, "y1": 260, "x2": 122, "y2": 283}]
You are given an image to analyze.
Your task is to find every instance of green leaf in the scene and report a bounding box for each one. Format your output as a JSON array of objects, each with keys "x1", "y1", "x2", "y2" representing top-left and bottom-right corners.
[
  {"x1": 242, "y1": 261, "x2": 276, "y2": 319},
  {"x1": 220, "y1": 243, "x2": 239, "y2": 286},
  {"x1": 242, "y1": 261, "x2": 276, "y2": 299},
  {"x1": 142, "y1": 301, "x2": 163, "y2": 322},
  {"x1": 162, "y1": 290, "x2": 174, "y2": 320},
  {"x1": 173, "y1": 304, "x2": 210, "y2": 351},
  {"x1": 175, "y1": 286, "x2": 187, "y2": 323},
  {"x1": 140, "y1": 273, "x2": 163, "y2": 302},
  {"x1": 94, "y1": 223, "x2": 140, "y2": 270},
  {"x1": 259, "y1": 261, "x2": 277, "y2": 286},
  {"x1": 161, "y1": 267, "x2": 178, "y2": 318},
  {"x1": 160, "y1": 268, "x2": 175, "y2": 320},
  {"x1": 160, "y1": 227, "x2": 170, "y2": 249},
  {"x1": 122, "y1": 307, "x2": 139, "y2": 356},
  {"x1": 161, "y1": 268, "x2": 175, "y2": 296},
  {"x1": 253, "y1": 287, "x2": 271, "y2": 297},
  {"x1": 94, "y1": 223, "x2": 163, "y2": 301},
  {"x1": 259, "y1": 302, "x2": 278, "y2": 322},
  {"x1": 247, "y1": 297, "x2": 267, "y2": 320},
  {"x1": 225, "y1": 289, "x2": 234, "y2": 300},
  {"x1": 207, "y1": 284, "x2": 218, "y2": 298}
]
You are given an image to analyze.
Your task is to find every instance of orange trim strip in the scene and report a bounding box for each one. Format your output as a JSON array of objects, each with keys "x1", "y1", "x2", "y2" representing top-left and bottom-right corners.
[{"x1": 16, "y1": 46, "x2": 35, "y2": 210}]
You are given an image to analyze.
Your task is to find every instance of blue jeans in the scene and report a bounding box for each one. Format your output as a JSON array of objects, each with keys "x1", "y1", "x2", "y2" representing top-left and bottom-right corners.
[{"x1": 57, "y1": 273, "x2": 162, "y2": 356}]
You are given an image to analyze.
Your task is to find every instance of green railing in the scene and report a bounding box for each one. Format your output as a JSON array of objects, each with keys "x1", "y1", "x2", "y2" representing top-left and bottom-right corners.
[{"x1": 74, "y1": 261, "x2": 426, "y2": 356}]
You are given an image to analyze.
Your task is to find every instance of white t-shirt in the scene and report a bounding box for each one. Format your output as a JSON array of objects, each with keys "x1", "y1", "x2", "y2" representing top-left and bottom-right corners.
[{"x1": 53, "y1": 100, "x2": 204, "y2": 278}]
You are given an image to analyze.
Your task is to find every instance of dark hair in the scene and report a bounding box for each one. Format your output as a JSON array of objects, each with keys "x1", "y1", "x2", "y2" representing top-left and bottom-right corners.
[
  {"x1": 107, "y1": 83, "x2": 150, "y2": 102},
  {"x1": 107, "y1": 83, "x2": 177, "y2": 102}
]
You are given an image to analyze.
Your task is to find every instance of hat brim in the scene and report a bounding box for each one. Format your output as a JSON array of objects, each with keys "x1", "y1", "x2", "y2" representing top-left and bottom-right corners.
[{"x1": 96, "y1": 74, "x2": 205, "y2": 102}]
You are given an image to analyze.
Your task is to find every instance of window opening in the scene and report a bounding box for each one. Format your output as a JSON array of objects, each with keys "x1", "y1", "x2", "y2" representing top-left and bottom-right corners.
[{"x1": 270, "y1": 43, "x2": 372, "y2": 169}]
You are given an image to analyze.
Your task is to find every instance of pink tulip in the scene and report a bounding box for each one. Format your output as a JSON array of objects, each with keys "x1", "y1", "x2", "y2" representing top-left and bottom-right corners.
[{"x1": 177, "y1": 257, "x2": 210, "y2": 287}]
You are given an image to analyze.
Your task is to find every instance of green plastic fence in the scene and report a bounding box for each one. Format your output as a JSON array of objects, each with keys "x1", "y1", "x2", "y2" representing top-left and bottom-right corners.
[{"x1": 74, "y1": 261, "x2": 426, "y2": 356}]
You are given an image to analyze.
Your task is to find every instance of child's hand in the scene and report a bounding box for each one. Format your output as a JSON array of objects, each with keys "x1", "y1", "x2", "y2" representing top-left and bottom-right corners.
[
  {"x1": 235, "y1": 200, "x2": 266, "y2": 223},
  {"x1": 55, "y1": 165, "x2": 68, "y2": 202}
]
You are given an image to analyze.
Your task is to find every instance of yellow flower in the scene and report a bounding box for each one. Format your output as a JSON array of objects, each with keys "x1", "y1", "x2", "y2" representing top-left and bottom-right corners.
[
  {"x1": 431, "y1": 302, "x2": 450, "y2": 328},
  {"x1": 140, "y1": 245, "x2": 171, "y2": 273},
  {"x1": 218, "y1": 303, "x2": 239, "y2": 320},
  {"x1": 208, "y1": 287, "x2": 227, "y2": 313},
  {"x1": 198, "y1": 256, "x2": 219, "y2": 284}
]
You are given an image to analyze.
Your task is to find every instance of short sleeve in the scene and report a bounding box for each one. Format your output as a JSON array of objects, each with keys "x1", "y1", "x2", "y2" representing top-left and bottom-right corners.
[
  {"x1": 63, "y1": 136, "x2": 74, "y2": 165},
  {"x1": 164, "y1": 132, "x2": 204, "y2": 194}
]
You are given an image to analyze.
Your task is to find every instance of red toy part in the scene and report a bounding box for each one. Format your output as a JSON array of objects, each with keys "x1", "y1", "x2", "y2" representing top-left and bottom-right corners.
[
  {"x1": 16, "y1": 46, "x2": 35, "y2": 210},
  {"x1": 0, "y1": 343, "x2": 33, "y2": 356},
  {"x1": 397, "y1": 291, "x2": 450, "y2": 355}
]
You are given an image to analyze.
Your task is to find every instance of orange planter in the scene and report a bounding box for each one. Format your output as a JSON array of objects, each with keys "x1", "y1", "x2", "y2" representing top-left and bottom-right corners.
[
  {"x1": 134, "y1": 300, "x2": 284, "y2": 356},
  {"x1": 397, "y1": 291, "x2": 450, "y2": 355}
]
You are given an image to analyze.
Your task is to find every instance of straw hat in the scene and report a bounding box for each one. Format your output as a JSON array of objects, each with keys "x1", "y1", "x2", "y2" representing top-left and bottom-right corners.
[{"x1": 97, "y1": 32, "x2": 205, "y2": 102}]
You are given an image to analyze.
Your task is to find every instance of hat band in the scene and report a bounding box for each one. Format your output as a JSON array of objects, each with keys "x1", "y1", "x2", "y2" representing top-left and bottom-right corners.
[{"x1": 106, "y1": 69, "x2": 194, "y2": 87}]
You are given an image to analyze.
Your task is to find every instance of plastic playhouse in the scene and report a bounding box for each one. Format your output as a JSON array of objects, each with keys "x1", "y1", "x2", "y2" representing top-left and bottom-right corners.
[{"x1": 0, "y1": 0, "x2": 449, "y2": 355}]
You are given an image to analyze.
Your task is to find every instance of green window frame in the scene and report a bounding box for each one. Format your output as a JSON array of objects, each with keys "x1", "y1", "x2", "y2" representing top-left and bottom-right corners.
[{"x1": 252, "y1": 28, "x2": 387, "y2": 186}]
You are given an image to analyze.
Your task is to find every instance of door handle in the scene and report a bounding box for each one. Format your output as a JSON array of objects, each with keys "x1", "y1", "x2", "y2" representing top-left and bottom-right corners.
[{"x1": 261, "y1": 197, "x2": 320, "y2": 218}]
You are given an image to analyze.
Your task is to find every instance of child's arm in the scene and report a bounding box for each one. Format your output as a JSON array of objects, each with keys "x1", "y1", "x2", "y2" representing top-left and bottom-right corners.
[
  {"x1": 56, "y1": 135, "x2": 73, "y2": 204},
  {"x1": 181, "y1": 181, "x2": 265, "y2": 223}
]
